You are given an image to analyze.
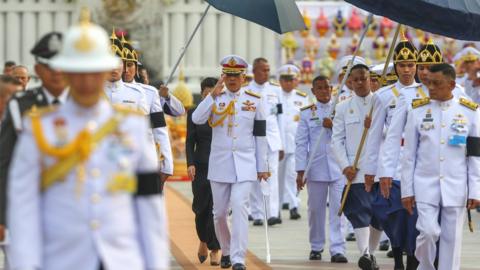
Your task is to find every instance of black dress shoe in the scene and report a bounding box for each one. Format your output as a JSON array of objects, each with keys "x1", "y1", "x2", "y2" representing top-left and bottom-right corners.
[
  {"x1": 253, "y1": 219, "x2": 263, "y2": 226},
  {"x1": 371, "y1": 254, "x2": 379, "y2": 270},
  {"x1": 267, "y1": 217, "x2": 280, "y2": 226},
  {"x1": 387, "y1": 249, "x2": 394, "y2": 258},
  {"x1": 309, "y1": 250, "x2": 322, "y2": 260},
  {"x1": 346, "y1": 232, "x2": 356, "y2": 241},
  {"x1": 232, "y1": 263, "x2": 246, "y2": 270},
  {"x1": 248, "y1": 215, "x2": 253, "y2": 221},
  {"x1": 282, "y1": 203, "x2": 289, "y2": 210},
  {"x1": 357, "y1": 254, "x2": 373, "y2": 270},
  {"x1": 289, "y1": 208, "x2": 301, "y2": 220},
  {"x1": 330, "y1": 253, "x2": 348, "y2": 263},
  {"x1": 220, "y1": 255, "x2": 231, "y2": 269},
  {"x1": 379, "y1": 239, "x2": 390, "y2": 251}
]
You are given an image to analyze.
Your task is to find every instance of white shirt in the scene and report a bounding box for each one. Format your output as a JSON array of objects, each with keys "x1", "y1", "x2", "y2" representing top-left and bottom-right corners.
[{"x1": 281, "y1": 89, "x2": 309, "y2": 153}]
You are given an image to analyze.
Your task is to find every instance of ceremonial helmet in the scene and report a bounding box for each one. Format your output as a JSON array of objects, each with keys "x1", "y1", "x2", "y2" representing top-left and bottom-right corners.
[
  {"x1": 110, "y1": 28, "x2": 124, "y2": 59},
  {"x1": 393, "y1": 29, "x2": 418, "y2": 64},
  {"x1": 121, "y1": 35, "x2": 139, "y2": 64},
  {"x1": 49, "y1": 7, "x2": 120, "y2": 73},
  {"x1": 417, "y1": 39, "x2": 443, "y2": 65}
]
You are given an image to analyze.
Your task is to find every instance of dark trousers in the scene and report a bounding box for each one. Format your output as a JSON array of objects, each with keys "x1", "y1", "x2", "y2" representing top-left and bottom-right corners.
[{"x1": 191, "y1": 163, "x2": 220, "y2": 250}]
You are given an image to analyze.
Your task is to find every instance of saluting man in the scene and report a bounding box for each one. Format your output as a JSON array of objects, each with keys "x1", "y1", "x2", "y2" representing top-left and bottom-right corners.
[
  {"x1": 402, "y1": 64, "x2": 480, "y2": 270},
  {"x1": 7, "y1": 11, "x2": 166, "y2": 270},
  {"x1": 363, "y1": 33, "x2": 420, "y2": 270},
  {"x1": 331, "y1": 64, "x2": 382, "y2": 270},
  {"x1": 248, "y1": 57, "x2": 285, "y2": 226},
  {"x1": 192, "y1": 55, "x2": 268, "y2": 270},
  {"x1": 120, "y1": 35, "x2": 185, "y2": 117},
  {"x1": 296, "y1": 75, "x2": 348, "y2": 263},
  {"x1": 277, "y1": 64, "x2": 308, "y2": 220}
]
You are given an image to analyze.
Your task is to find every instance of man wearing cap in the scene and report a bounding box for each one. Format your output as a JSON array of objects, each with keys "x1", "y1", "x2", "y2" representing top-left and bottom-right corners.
[
  {"x1": 332, "y1": 55, "x2": 367, "y2": 103},
  {"x1": 331, "y1": 64, "x2": 382, "y2": 270},
  {"x1": 276, "y1": 64, "x2": 308, "y2": 220},
  {"x1": 120, "y1": 36, "x2": 185, "y2": 117},
  {"x1": 0, "y1": 32, "x2": 67, "y2": 245},
  {"x1": 248, "y1": 57, "x2": 285, "y2": 226},
  {"x1": 7, "y1": 12, "x2": 166, "y2": 270},
  {"x1": 454, "y1": 46, "x2": 480, "y2": 87},
  {"x1": 192, "y1": 55, "x2": 268, "y2": 270},
  {"x1": 363, "y1": 33, "x2": 421, "y2": 270}
]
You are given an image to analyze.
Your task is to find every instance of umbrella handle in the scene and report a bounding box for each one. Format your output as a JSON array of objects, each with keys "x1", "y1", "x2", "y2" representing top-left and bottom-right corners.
[{"x1": 165, "y1": 4, "x2": 212, "y2": 86}]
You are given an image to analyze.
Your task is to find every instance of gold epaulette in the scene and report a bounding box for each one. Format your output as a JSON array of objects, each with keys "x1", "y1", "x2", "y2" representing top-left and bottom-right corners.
[
  {"x1": 332, "y1": 86, "x2": 339, "y2": 96},
  {"x1": 26, "y1": 105, "x2": 58, "y2": 117},
  {"x1": 242, "y1": 82, "x2": 249, "y2": 87},
  {"x1": 245, "y1": 90, "x2": 261, "y2": 98},
  {"x1": 113, "y1": 104, "x2": 145, "y2": 116},
  {"x1": 301, "y1": 104, "x2": 315, "y2": 111},
  {"x1": 459, "y1": 97, "x2": 478, "y2": 111},
  {"x1": 412, "y1": 97, "x2": 430, "y2": 109},
  {"x1": 270, "y1": 80, "x2": 280, "y2": 86},
  {"x1": 296, "y1": 90, "x2": 307, "y2": 97}
]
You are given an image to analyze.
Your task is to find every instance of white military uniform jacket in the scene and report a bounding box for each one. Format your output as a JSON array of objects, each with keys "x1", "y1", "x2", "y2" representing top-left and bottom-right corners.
[
  {"x1": 282, "y1": 89, "x2": 309, "y2": 154},
  {"x1": 378, "y1": 83, "x2": 467, "y2": 178},
  {"x1": 192, "y1": 88, "x2": 268, "y2": 183},
  {"x1": 364, "y1": 81, "x2": 417, "y2": 179},
  {"x1": 7, "y1": 99, "x2": 164, "y2": 270},
  {"x1": 105, "y1": 80, "x2": 174, "y2": 175},
  {"x1": 295, "y1": 101, "x2": 342, "y2": 181},
  {"x1": 402, "y1": 97, "x2": 480, "y2": 207},
  {"x1": 249, "y1": 81, "x2": 285, "y2": 152},
  {"x1": 332, "y1": 93, "x2": 373, "y2": 184}
]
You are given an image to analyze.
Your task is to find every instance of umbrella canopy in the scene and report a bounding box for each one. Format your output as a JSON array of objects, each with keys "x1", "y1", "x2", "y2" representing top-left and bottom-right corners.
[
  {"x1": 345, "y1": 0, "x2": 480, "y2": 41},
  {"x1": 206, "y1": 0, "x2": 306, "y2": 34}
]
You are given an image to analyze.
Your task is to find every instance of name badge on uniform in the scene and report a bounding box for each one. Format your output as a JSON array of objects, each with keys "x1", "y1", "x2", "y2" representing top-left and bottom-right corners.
[
  {"x1": 122, "y1": 100, "x2": 135, "y2": 104},
  {"x1": 294, "y1": 101, "x2": 303, "y2": 107},
  {"x1": 448, "y1": 135, "x2": 467, "y2": 146},
  {"x1": 241, "y1": 100, "x2": 256, "y2": 112}
]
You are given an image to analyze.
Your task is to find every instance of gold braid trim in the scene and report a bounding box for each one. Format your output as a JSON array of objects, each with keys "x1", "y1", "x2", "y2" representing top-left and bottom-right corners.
[{"x1": 208, "y1": 101, "x2": 235, "y2": 127}]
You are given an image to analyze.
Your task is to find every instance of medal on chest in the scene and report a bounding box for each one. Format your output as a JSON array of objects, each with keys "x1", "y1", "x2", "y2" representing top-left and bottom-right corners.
[
  {"x1": 241, "y1": 100, "x2": 256, "y2": 112},
  {"x1": 450, "y1": 113, "x2": 467, "y2": 133},
  {"x1": 53, "y1": 117, "x2": 68, "y2": 146},
  {"x1": 420, "y1": 109, "x2": 434, "y2": 131}
]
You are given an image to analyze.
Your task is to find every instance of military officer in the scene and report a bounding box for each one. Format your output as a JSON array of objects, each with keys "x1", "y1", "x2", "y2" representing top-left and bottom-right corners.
[
  {"x1": 401, "y1": 64, "x2": 480, "y2": 270},
  {"x1": 120, "y1": 36, "x2": 185, "y2": 117},
  {"x1": 192, "y1": 55, "x2": 268, "y2": 270},
  {"x1": 296, "y1": 75, "x2": 347, "y2": 263},
  {"x1": 364, "y1": 34, "x2": 420, "y2": 270},
  {"x1": 462, "y1": 48, "x2": 480, "y2": 103},
  {"x1": 454, "y1": 46, "x2": 480, "y2": 87},
  {"x1": 0, "y1": 32, "x2": 67, "y2": 241},
  {"x1": 277, "y1": 64, "x2": 308, "y2": 220},
  {"x1": 331, "y1": 64, "x2": 382, "y2": 270},
  {"x1": 332, "y1": 55, "x2": 367, "y2": 103},
  {"x1": 8, "y1": 12, "x2": 166, "y2": 270},
  {"x1": 248, "y1": 57, "x2": 285, "y2": 226},
  {"x1": 377, "y1": 39, "x2": 467, "y2": 197}
]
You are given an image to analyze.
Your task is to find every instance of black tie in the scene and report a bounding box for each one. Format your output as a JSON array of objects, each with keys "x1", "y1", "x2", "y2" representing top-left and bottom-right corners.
[{"x1": 52, "y1": 99, "x2": 60, "y2": 105}]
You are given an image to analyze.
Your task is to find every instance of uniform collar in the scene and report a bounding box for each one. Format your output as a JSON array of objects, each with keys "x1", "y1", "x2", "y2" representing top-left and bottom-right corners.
[
  {"x1": 42, "y1": 87, "x2": 69, "y2": 105},
  {"x1": 226, "y1": 87, "x2": 242, "y2": 97},
  {"x1": 316, "y1": 100, "x2": 331, "y2": 109},
  {"x1": 434, "y1": 96, "x2": 455, "y2": 109},
  {"x1": 251, "y1": 80, "x2": 268, "y2": 89},
  {"x1": 105, "y1": 79, "x2": 123, "y2": 91},
  {"x1": 65, "y1": 96, "x2": 108, "y2": 117},
  {"x1": 353, "y1": 91, "x2": 373, "y2": 105}
]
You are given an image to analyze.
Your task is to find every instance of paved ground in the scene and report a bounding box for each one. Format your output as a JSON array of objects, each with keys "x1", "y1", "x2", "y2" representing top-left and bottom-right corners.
[{"x1": 167, "y1": 181, "x2": 480, "y2": 270}]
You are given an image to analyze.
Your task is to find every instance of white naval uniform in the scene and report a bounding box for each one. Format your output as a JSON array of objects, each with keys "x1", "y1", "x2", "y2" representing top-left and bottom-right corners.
[
  {"x1": 104, "y1": 79, "x2": 171, "y2": 269},
  {"x1": 295, "y1": 101, "x2": 345, "y2": 255},
  {"x1": 249, "y1": 81, "x2": 284, "y2": 220},
  {"x1": 402, "y1": 97, "x2": 480, "y2": 270},
  {"x1": 7, "y1": 99, "x2": 165, "y2": 270},
  {"x1": 279, "y1": 89, "x2": 309, "y2": 210},
  {"x1": 464, "y1": 79, "x2": 480, "y2": 104},
  {"x1": 377, "y1": 83, "x2": 467, "y2": 179},
  {"x1": 192, "y1": 88, "x2": 268, "y2": 265},
  {"x1": 364, "y1": 81, "x2": 417, "y2": 179}
]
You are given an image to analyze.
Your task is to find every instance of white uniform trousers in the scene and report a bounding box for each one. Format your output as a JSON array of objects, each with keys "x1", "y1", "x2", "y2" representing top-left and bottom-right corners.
[
  {"x1": 416, "y1": 203, "x2": 465, "y2": 270},
  {"x1": 307, "y1": 181, "x2": 345, "y2": 255},
  {"x1": 211, "y1": 181, "x2": 253, "y2": 265},
  {"x1": 158, "y1": 196, "x2": 170, "y2": 270},
  {"x1": 278, "y1": 153, "x2": 299, "y2": 209},
  {"x1": 250, "y1": 150, "x2": 279, "y2": 219}
]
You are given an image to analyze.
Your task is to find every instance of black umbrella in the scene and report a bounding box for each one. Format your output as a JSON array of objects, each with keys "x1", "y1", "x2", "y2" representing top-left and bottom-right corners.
[
  {"x1": 345, "y1": 0, "x2": 480, "y2": 41},
  {"x1": 166, "y1": 0, "x2": 306, "y2": 85}
]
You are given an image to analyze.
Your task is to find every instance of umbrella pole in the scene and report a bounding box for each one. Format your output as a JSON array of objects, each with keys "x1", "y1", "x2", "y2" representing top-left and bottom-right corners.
[
  {"x1": 337, "y1": 23, "x2": 402, "y2": 216},
  {"x1": 300, "y1": 14, "x2": 373, "y2": 188},
  {"x1": 165, "y1": 4, "x2": 212, "y2": 86}
]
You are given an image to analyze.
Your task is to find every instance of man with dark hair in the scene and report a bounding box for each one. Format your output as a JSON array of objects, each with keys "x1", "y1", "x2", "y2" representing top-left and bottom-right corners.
[
  {"x1": 249, "y1": 57, "x2": 285, "y2": 226},
  {"x1": 296, "y1": 75, "x2": 347, "y2": 263},
  {"x1": 2, "y1": 61, "x2": 16, "y2": 76},
  {"x1": 332, "y1": 64, "x2": 383, "y2": 270},
  {"x1": 402, "y1": 62, "x2": 480, "y2": 270}
]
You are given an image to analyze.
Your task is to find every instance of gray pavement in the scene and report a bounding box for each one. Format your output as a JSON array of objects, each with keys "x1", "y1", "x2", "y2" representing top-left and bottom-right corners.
[{"x1": 169, "y1": 181, "x2": 480, "y2": 269}]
